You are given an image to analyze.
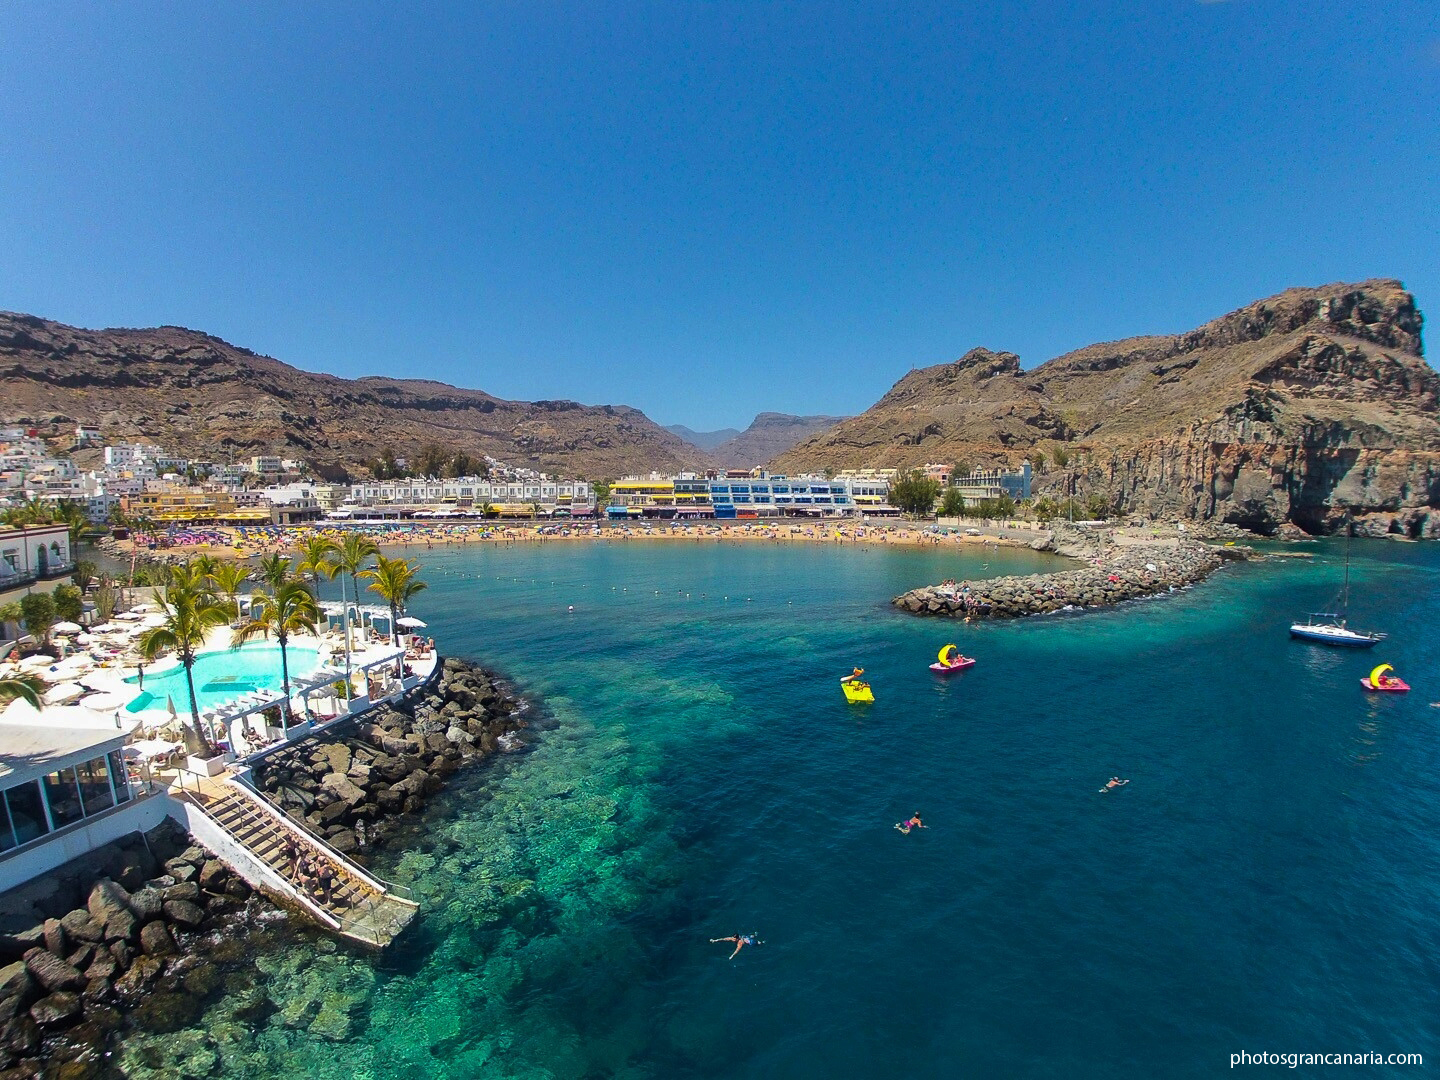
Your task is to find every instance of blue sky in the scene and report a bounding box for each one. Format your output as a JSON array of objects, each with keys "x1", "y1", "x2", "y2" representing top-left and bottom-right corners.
[{"x1": 1, "y1": 2, "x2": 1435, "y2": 431}]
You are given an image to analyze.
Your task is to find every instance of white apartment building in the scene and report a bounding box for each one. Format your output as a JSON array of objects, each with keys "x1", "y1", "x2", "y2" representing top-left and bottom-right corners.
[{"x1": 346, "y1": 476, "x2": 594, "y2": 512}]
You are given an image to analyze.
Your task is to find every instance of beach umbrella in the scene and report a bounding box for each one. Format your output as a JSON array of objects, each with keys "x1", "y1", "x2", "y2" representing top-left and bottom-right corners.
[
  {"x1": 114, "y1": 611, "x2": 143, "y2": 621},
  {"x1": 53, "y1": 621, "x2": 83, "y2": 635},
  {"x1": 43, "y1": 682, "x2": 86, "y2": 704},
  {"x1": 80, "y1": 691, "x2": 131, "y2": 711},
  {"x1": 140, "y1": 614, "x2": 166, "y2": 627},
  {"x1": 49, "y1": 655, "x2": 94, "y2": 679},
  {"x1": 396, "y1": 616, "x2": 427, "y2": 628}
]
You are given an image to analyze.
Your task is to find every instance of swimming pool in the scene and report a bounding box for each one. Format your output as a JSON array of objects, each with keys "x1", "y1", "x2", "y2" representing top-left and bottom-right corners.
[{"x1": 124, "y1": 642, "x2": 321, "y2": 713}]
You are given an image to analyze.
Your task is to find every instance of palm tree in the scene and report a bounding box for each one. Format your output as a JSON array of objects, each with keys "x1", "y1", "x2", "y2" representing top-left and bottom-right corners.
[
  {"x1": 232, "y1": 581, "x2": 320, "y2": 733},
  {"x1": 0, "y1": 674, "x2": 45, "y2": 709},
  {"x1": 188, "y1": 553, "x2": 219, "y2": 583},
  {"x1": 256, "y1": 553, "x2": 292, "y2": 592},
  {"x1": 477, "y1": 501, "x2": 494, "y2": 520},
  {"x1": 329, "y1": 532, "x2": 379, "y2": 698},
  {"x1": 137, "y1": 582, "x2": 230, "y2": 755},
  {"x1": 55, "y1": 500, "x2": 88, "y2": 547},
  {"x1": 208, "y1": 561, "x2": 252, "y2": 624},
  {"x1": 363, "y1": 555, "x2": 427, "y2": 675},
  {"x1": 294, "y1": 535, "x2": 339, "y2": 596}
]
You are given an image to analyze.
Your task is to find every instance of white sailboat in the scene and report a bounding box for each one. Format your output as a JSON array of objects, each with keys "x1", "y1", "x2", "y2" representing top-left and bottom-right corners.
[{"x1": 1289, "y1": 526, "x2": 1383, "y2": 647}]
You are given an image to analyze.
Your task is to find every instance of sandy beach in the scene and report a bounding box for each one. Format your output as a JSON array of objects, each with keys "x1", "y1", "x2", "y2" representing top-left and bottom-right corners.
[{"x1": 107, "y1": 519, "x2": 1051, "y2": 562}]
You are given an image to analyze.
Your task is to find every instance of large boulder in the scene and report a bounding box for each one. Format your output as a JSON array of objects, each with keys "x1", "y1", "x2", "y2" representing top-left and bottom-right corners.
[
  {"x1": 129, "y1": 887, "x2": 163, "y2": 923},
  {"x1": 29, "y1": 991, "x2": 80, "y2": 1026},
  {"x1": 86, "y1": 880, "x2": 133, "y2": 936},
  {"x1": 320, "y1": 772, "x2": 367, "y2": 807},
  {"x1": 58, "y1": 910, "x2": 103, "y2": 945},
  {"x1": 22, "y1": 949, "x2": 84, "y2": 993},
  {"x1": 162, "y1": 901, "x2": 204, "y2": 929},
  {"x1": 112, "y1": 955, "x2": 162, "y2": 1001},
  {"x1": 196, "y1": 860, "x2": 229, "y2": 893},
  {"x1": 40, "y1": 920, "x2": 67, "y2": 959},
  {"x1": 139, "y1": 921, "x2": 176, "y2": 957},
  {"x1": 319, "y1": 743, "x2": 352, "y2": 774}
]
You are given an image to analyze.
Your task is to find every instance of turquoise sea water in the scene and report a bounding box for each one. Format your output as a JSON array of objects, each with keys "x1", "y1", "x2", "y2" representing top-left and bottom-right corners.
[
  {"x1": 118, "y1": 538, "x2": 1440, "y2": 1078},
  {"x1": 123, "y1": 642, "x2": 321, "y2": 713}
]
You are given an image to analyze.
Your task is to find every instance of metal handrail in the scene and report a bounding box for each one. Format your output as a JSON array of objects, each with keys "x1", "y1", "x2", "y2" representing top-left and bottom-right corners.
[{"x1": 225, "y1": 775, "x2": 417, "y2": 902}]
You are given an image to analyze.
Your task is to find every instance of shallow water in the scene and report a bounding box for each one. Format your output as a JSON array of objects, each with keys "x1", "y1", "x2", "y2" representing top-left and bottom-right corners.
[{"x1": 119, "y1": 538, "x2": 1440, "y2": 1078}]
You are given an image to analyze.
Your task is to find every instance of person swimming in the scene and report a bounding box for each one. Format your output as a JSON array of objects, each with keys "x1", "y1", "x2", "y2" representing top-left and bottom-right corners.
[
  {"x1": 710, "y1": 933, "x2": 763, "y2": 960},
  {"x1": 895, "y1": 812, "x2": 926, "y2": 834},
  {"x1": 1100, "y1": 777, "x2": 1129, "y2": 793}
]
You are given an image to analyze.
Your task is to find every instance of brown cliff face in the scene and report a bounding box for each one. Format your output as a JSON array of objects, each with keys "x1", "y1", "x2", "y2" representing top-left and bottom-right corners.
[
  {"x1": 771, "y1": 280, "x2": 1439, "y2": 536},
  {"x1": 0, "y1": 314, "x2": 711, "y2": 478}
]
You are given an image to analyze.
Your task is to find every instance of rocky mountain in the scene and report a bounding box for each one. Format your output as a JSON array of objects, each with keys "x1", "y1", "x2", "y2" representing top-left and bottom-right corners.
[
  {"x1": 663, "y1": 424, "x2": 742, "y2": 451},
  {"x1": 0, "y1": 313, "x2": 712, "y2": 479},
  {"x1": 708, "y1": 413, "x2": 848, "y2": 469},
  {"x1": 772, "y1": 280, "x2": 1439, "y2": 536}
]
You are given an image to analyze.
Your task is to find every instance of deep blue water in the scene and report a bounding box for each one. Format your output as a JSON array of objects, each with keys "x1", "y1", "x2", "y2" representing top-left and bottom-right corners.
[{"x1": 119, "y1": 538, "x2": 1440, "y2": 1078}]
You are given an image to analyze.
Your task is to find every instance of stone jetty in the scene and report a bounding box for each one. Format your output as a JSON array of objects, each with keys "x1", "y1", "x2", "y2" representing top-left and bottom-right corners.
[
  {"x1": 249, "y1": 658, "x2": 524, "y2": 862},
  {"x1": 894, "y1": 527, "x2": 1254, "y2": 619}
]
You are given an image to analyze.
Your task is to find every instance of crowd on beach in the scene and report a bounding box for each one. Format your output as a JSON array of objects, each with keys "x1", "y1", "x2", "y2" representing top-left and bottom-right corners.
[{"x1": 114, "y1": 518, "x2": 1045, "y2": 562}]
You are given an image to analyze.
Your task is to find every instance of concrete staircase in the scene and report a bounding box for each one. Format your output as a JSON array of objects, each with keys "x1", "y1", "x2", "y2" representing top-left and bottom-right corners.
[{"x1": 183, "y1": 783, "x2": 417, "y2": 946}]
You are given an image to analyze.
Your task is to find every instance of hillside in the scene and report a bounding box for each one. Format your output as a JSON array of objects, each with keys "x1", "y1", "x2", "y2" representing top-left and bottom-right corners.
[
  {"x1": 772, "y1": 280, "x2": 1439, "y2": 536},
  {"x1": 663, "y1": 424, "x2": 741, "y2": 451},
  {"x1": 705, "y1": 413, "x2": 847, "y2": 468},
  {"x1": 0, "y1": 314, "x2": 712, "y2": 478}
]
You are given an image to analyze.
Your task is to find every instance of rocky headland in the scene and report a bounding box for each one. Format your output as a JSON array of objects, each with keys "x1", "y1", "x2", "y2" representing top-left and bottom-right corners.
[
  {"x1": 894, "y1": 527, "x2": 1254, "y2": 619},
  {"x1": 776, "y1": 280, "x2": 1439, "y2": 537},
  {"x1": 0, "y1": 658, "x2": 526, "y2": 1077}
]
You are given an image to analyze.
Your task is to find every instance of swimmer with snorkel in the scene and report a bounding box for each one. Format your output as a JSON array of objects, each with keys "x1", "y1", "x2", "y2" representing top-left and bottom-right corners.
[{"x1": 710, "y1": 933, "x2": 764, "y2": 960}]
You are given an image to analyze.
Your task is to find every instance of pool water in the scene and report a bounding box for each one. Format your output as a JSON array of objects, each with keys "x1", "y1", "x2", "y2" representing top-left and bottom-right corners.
[{"x1": 124, "y1": 642, "x2": 321, "y2": 713}]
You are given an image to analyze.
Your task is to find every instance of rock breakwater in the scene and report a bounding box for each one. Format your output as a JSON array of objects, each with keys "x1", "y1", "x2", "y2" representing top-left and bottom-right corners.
[
  {"x1": 0, "y1": 819, "x2": 275, "y2": 1077},
  {"x1": 249, "y1": 658, "x2": 525, "y2": 864},
  {"x1": 894, "y1": 531, "x2": 1252, "y2": 619}
]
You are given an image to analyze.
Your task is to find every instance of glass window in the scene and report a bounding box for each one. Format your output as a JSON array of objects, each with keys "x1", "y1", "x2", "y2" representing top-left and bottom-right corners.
[
  {"x1": 7, "y1": 781, "x2": 48, "y2": 845},
  {"x1": 77, "y1": 756, "x2": 116, "y2": 817},
  {"x1": 42, "y1": 767, "x2": 84, "y2": 828}
]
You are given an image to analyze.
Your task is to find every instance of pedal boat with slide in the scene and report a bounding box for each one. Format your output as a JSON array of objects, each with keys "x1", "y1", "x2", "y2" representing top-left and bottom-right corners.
[
  {"x1": 1361, "y1": 663, "x2": 1409, "y2": 693},
  {"x1": 929, "y1": 644, "x2": 976, "y2": 673}
]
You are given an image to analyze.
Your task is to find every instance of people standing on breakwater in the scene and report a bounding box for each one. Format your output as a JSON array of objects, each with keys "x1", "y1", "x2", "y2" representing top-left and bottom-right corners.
[{"x1": 711, "y1": 933, "x2": 764, "y2": 960}]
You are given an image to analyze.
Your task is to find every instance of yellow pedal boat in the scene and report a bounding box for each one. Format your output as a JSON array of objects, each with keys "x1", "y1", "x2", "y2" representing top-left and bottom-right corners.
[{"x1": 841, "y1": 679, "x2": 874, "y2": 703}]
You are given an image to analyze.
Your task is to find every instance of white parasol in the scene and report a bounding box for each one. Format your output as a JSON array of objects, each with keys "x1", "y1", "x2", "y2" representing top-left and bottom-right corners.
[
  {"x1": 43, "y1": 682, "x2": 86, "y2": 704},
  {"x1": 52, "y1": 621, "x2": 83, "y2": 635},
  {"x1": 396, "y1": 616, "x2": 427, "y2": 628},
  {"x1": 80, "y1": 691, "x2": 132, "y2": 711}
]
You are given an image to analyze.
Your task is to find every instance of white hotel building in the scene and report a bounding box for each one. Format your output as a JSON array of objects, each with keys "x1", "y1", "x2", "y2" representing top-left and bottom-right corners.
[{"x1": 342, "y1": 476, "x2": 595, "y2": 516}]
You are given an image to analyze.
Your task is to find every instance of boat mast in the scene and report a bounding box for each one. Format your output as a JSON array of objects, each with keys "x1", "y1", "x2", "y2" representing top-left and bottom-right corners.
[{"x1": 1341, "y1": 513, "x2": 1352, "y2": 623}]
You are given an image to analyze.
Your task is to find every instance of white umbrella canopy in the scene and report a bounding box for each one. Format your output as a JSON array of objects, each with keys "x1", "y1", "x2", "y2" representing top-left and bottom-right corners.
[
  {"x1": 52, "y1": 621, "x2": 83, "y2": 635},
  {"x1": 49, "y1": 655, "x2": 95, "y2": 679},
  {"x1": 43, "y1": 682, "x2": 86, "y2": 704},
  {"x1": 140, "y1": 614, "x2": 166, "y2": 627},
  {"x1": 80, "y1": 692, "x2": 132, "y2": 711},
  {"x1": 17, "y1": 655, "x2": 54, "y2": 671},
  {"x1": 113, "y1": 611, "x2": 143, "y2": 621},
  {"x1": 396, "y1": 616, "x2": 427, "y2": 628}
]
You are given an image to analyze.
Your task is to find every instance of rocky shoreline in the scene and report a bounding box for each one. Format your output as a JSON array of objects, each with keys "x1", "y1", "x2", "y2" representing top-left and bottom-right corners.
[
  {"x1": 0, "y1": 657, "x2": 523, "y2": 1078},
  {"x1": 894, "y1": 527, "x2": 1256, "y2": 619}
]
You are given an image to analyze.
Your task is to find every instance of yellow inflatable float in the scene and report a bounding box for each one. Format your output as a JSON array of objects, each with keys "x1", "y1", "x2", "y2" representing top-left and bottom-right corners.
[{"x1": 840, "y1": 666, "x2": 874, "y2": 703}]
